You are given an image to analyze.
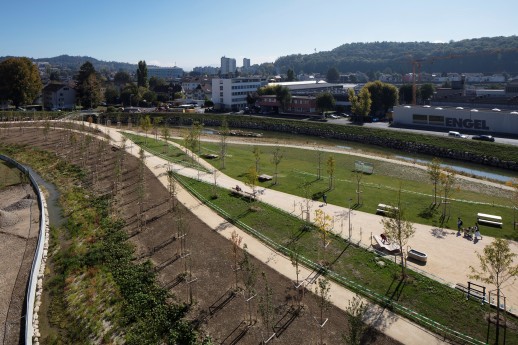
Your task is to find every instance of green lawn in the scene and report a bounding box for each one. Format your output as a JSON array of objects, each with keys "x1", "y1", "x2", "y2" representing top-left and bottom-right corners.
[{"x1": 166, "y1": 136, "x2": 516, "y2": 240}]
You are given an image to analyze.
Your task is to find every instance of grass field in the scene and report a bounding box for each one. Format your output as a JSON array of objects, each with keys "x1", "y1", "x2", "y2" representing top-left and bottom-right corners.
[{"x1": 125, "y1": 131, "x2": 517, "y2": 240}]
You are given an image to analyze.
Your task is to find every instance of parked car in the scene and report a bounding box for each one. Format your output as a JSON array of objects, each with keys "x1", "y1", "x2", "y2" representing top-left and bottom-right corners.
[
  {"x1": 448, "y1": 131, "x2": 467, "y2": 138},
  {"x1": 472, "y1": 135, "x2": 495, "y2": 142}
]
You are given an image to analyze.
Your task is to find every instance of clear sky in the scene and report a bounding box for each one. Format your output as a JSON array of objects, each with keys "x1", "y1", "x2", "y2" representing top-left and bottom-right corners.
[{"x1": 1, "y1": 0, "x2": 517, "y2": 70}]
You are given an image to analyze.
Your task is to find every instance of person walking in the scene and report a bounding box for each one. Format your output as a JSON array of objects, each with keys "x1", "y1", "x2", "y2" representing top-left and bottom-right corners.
[
  {"x1": 323, "y1": 193, "x2": 327, "y2": 205},
  {"x1": 457, "y1": 217, "x2": 463, "y2": 232}
]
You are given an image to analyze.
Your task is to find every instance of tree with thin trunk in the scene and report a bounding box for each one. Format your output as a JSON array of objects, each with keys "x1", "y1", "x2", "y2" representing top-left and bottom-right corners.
[
  {"x1": 140, "y1": 115, "x2": 152, "y2": 143},
  {"x1": 137, "y1": 148, "x2": 146, "y2": 231},
  {"x1": 259, "y1": 271, "x2": 274, "y2": 333},
  {"x1": 271, "y1": 145, "x2": 283, "y2": 185},
  {"x1": 161, "y1": 126, "x2": 170, "y2": 154},
  {"x1": 342, "y1": 294, "x2": 368, "y2": 345},
  {"x1": 166, "y1": 167, "x2": 177, "y2": 211},
  {"x1": 230, "y1": 230, "x2": 242, "y2": 290},
  {"x1": 252, "y1": 146, "x2": 261, "y2": 173},
  {"x1": 427, "y1": 157, "x2": 441, "y2": 206},
  {"x1": 315, "y1": 277, "x2": 331, "y2": 345},
  {"x1": 439, "y1": 168, "x2": 456, "y2": 222},
  {"x1": 316, "y1": 146, "x2": 324, "y2": 180},
  {"x1": 245, "y1": 166, "x2": 259, "y2": 201},
  {"x1": 219, "y1": 117, "x2": 229, "y2": 169},
  {"x1": 381, "y1": 187, "x2": 415, "y2": 278},
  {"x1": 152, "y1": 116, "x2": 162, "y2": 140},
  {"x1": 326, "y1": 155, "x2": 335, "y2": 190},
  {"x1": 241, "y1": 244, "x2": 257, "y2": 325},
  {"x1": 354, "y1": 170, "x2": 363, "y2": 206},
  {"x1": 469, "y1": 238, "x2": 518, "y2": 345},
  {"x1": 314, "y1": 209, "x2": 333, "y2": 266}
]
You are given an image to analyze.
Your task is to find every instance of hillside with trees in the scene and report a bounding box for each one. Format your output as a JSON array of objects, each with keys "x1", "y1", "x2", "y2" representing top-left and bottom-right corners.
[{"x1": 275, "y1": 36, "x2": 518, "y2": 76}]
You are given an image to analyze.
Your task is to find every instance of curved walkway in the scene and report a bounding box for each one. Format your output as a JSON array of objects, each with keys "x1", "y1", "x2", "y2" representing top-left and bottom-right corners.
[{"x1": 100, "y1": 125, "x2": 466, "y2": 345}]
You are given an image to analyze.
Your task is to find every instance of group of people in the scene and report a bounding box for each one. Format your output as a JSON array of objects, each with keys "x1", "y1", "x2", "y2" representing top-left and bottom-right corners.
[{"x1": 457, "y1": 217, "x2": 482, "y2": 241}]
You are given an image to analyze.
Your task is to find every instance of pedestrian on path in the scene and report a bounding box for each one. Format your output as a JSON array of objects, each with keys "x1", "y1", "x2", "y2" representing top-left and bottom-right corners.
[
  {"x1": 457, "y1": 217, "x2": 463, "y2": 231},
  {"x1": 323, "y1": 193, "x2": 327, "y2": 205}
]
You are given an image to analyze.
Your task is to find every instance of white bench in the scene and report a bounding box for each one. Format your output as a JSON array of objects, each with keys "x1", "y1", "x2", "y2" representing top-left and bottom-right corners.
[
  {"x1": 477, "y1": 213, "x2": 502, "y2": 227},
  {"x1": 376, "y1": 203, "x2": 398, "y2": 215}
]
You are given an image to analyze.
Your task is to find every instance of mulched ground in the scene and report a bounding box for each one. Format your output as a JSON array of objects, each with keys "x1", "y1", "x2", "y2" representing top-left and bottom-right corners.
[{"x1": 0, "y1": 124, "x2": 400, "y2": 344}]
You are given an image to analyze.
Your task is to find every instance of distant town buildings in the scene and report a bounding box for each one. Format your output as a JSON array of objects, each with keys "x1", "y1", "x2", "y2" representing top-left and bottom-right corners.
[
  {"x1": 212, "y1": 77, "x2": 267, "y2": 111},
  {"x1": 243, "y1": 58, "x2": 250, "y2": 69},
  {"x1": 192, "y1": 66, "x2": 219, "y2": 76},
  {"x1": 220, "y1": 56, "x2": 236, "y2": 76},
  {"x1": 147, "y1": 66, "x2": 184, "y2": 80}
]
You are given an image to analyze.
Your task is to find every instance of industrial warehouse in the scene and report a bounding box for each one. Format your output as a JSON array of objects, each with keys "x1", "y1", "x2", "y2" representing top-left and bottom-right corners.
[{"x1": 392, "y1": 105, "x2": 518, "y2": 136}]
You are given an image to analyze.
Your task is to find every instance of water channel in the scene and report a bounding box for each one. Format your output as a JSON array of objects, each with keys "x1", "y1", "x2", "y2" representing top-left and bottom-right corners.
[{"x1": 201, "y1": 127, "x2": 518, "y2": 183}]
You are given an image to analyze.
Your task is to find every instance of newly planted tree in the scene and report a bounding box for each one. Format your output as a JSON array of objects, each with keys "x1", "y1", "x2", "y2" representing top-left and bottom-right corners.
[
  {"x1": 245, "y1": 166, "x2": 259, "y2": 201},
  {"x1": 258, "y1": 272, "x2": 275, "y2": 334},
  {"x1": 230, "y1": 230, "x2": 243, "y2": 290},
  {"x1": 381, "y1": 188, "x2": 415, "y2": 278},
  {"x1": 241, "y1": 244, "x2": 257, "y2": 325},
  {"x1": 342, "y1": 295, "x2": 368, "y2": 345},
  {"x1": 219, "y1": 117, "x2": 229, "y2": 169},
  {"x1": 315, "y1": 277, "x2": 331, "y2": 345},
  {"x1": 469, "y1": 238, "x2": 518, "y2": 345},
  {"x1": 427, "y1": 157, "x2": 441, "y2": 206},
  {"x1": 314, "y1": 209, "x2": 333, "y2": 266},
  {"x1": 439, "y1": 168, "x2": 456, "y2": 222},
  {"x1": 140, "y1": 115, "x2": 152, "y2": 143},
  {"x1": 271, "y1": 145, "x2": 284, "y2": 185},
  {"x1": 161, "y1": 126, "x2": 170, "y2": 154},
  {"x1": 252, "y1": 146, "x2": 261, "y2": 173},
  {"x1": 316, "y1": 146, "x2": 324, "y2": 180},
  {"x1": 326, "y1": 155, "x2": 335, "y2": 190}
]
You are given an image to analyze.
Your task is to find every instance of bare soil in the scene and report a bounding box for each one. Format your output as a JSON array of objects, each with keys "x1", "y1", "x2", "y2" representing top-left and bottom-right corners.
[
  {"x1": 0, "y1": 125, "x2": 400, "y2": 344},
  {"x1": 0, "y1": 183, "x2": 39, "y2": 344}
]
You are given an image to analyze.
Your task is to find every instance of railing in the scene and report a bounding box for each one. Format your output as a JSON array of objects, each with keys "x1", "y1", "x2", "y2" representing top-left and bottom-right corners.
[
  {"x1": 0, "y1": 154, "x2": 48, "y2": 345},
  {"x1": 173, "y1": 172, "x2": 486, "y2": 345}
]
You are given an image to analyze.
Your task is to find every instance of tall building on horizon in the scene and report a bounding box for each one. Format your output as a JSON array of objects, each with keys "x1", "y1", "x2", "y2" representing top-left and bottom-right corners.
[
  {"x1": 243, "y1": 58, "x2": 250, "y2": 69},
  {"x1": 220, "y1": 56, "x2": 236, "y2": 75}
]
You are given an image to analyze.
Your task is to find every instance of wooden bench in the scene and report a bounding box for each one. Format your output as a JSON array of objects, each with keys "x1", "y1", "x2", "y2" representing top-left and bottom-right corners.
[
  {"x1": 231, "y1": 187, "x2": 256, "y2": 200},
  {"x1": 376, "y1": 203, "x2": 398, "y2": 215},
  {"x1": 477, "y1": 213, "x2": 503, "y2": 227}
]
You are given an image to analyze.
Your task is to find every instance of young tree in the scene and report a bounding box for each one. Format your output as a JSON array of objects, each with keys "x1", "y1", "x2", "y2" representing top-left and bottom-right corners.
[
  {"x1": 314, "y1": 209, "x2": 333, "y2": 266},
  {"x1": 152, "y1": 116, "x2": 162, "y2": 140},
  {"x1": 326, "y1": 155, "x2": 335, "y2": 190},
  {"x1": 140, "y1": 115, "x2": 152, "y2": 143},
  {"x1": 259, "y1": 272, "x2": 274, "y2": 334},
  {"x1": 219, "y1": 117, "x2": 229, "y2": 169},
  {"x1": 241, "y1": 244, "x2": 257, "y2": 324},
  {"x1": 271, "y1": 145, "x2": 284, "y2": 185},
  {"x1": 342, "y1": 295, "x2": 368, "y2": 345},
  {"x1": 166, "y1": 167, "x2": 178, "y2": 211},
  {"x1": 469, "y1": 239, "x2": 518, "y2": 344},
  {"x1": 245, "y1": 166, "x2": 259, "y2": 201},
  {"x1": 161, "y1": 126, "x2": 170, "y2": 154},
  {"x1": 252, "y1": 146, "x2": 261, "y2": 173},
  {"x1": 381, "y1": 187, "x2": 415, "y2": 278},
  {"x1": 354, "y1": 169, "x2": 363, "y2": 206},
  {"x1": 137, "y1": 148, "x2": 146, "y2": 230},
  {"x1": 427, "y1": 158, "x2": 442, "y2": 206},
  {"x1": 230, "y1": 230, "x2": 243, "y2": 290},
  {"x1": 439, "y1": 168, "x2": 456, "y2": 221},
  {"x1": 315, "y1": 277, "x2": 331, "y2": 345},
  {"x1": 316, "y1": 146, "x2": 324, "y2": 180}
]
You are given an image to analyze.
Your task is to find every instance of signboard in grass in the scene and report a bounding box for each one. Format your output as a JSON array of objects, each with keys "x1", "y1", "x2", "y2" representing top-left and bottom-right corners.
[{"x1": 354, "y1": 161, "x2": 374, "y2": 174}]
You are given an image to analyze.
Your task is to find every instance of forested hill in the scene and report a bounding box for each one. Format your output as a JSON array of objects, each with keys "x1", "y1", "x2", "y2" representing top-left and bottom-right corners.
[
  {"x1": 33, "y1": 55, "x2": 137, "y2": 72},
  {"x1": 0, "y1": 55, "x2": 137, "y2": 73},
  {"x1": 274, "y1": 36, "x2": 518, "y2": 75}
]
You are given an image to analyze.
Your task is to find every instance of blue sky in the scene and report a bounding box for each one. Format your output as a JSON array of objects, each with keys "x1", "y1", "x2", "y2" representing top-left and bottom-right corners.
[{"x1": 1, "y1": 0, "x2": 517, "y2": 70}]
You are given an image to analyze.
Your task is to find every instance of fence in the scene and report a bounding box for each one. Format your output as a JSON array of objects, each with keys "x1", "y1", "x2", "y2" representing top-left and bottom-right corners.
[
  {"x1": 0, "y1": 154, "x2": 48, "y2": 345},
  {"x1": 173, "y1": 172, "x2": 486, "y2": 345}
]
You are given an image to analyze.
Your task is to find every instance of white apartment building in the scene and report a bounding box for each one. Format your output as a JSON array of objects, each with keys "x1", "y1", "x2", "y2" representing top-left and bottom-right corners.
[
  {"x1": 148, "y1": 66, "x2": 184, "y2": 80},
  {"x1": 42, "y1": 83, "x2": 76, "y2": 110},
  {"x1": 212, "y1": 77, "x2": 267, "y2": 111},
  {"x1": 220, "y1": 57, "x2": 236, "y2": 75}
]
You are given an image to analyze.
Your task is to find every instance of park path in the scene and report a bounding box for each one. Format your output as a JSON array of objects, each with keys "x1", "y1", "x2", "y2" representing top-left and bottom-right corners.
[{"x1": 101, "y1": 126, "x2": 462, "y2": 345}]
